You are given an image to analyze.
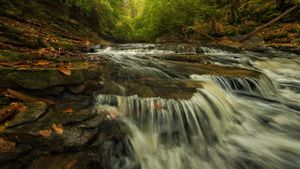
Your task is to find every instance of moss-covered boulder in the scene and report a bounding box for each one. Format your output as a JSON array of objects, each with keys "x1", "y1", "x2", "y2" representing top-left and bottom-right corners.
[{"x1": 0, "y1": 62, "x2": 99, "y2": 90}]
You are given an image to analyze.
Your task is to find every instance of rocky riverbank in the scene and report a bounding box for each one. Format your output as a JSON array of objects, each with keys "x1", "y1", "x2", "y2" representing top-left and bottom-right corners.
[{"x1": 0, "y1": 1, "x2": 125, "y2": 168}]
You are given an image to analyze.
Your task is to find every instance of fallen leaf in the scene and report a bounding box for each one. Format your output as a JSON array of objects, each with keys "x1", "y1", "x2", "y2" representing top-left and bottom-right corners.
[
  {"x1": 11, "y1": 103, "x2": 27, "y2": 113},
  {"x1": 58, "y1": 66, "x2": 72, "y2": 76},
  {"x1": 35, "y1": 60, "x2": 50, "y2": 66},
  {"x1": 38, "y1": 129, "x2": 52, "y2": 137},
  {"x1": 0, "y1": 62, "x2": 14, "y2": 67},
  {"x1": 0, "y1": 138, "x2": 15, "y2": 154},
  {"x1": 64, "y1": 160, "x2": 78, "y2": 169},
  {"x1": 51, "y1": 123, "x2": 63, "y2": 135},
  {"x1": 38, "y1": 48, "x2": 47, "y2": 56},
  {"x1": 83, "y1": 40, "x2": 91, "y2": 48},
  {"x1": 0, "y1": 103, "x2": 26, "y2": 122},
  {"x1": 63, "y1": 108, "x2": 74, "y2": 113}
]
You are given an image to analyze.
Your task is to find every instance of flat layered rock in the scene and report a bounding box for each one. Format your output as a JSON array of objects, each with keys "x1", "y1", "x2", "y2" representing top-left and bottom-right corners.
[{"x1": 0, "y1": 62, "x2": 100, "y2": 90}]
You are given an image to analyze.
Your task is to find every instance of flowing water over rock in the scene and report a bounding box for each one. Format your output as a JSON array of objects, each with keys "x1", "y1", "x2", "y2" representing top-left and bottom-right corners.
[{"x1": 90, "y1": 44, "x2": 300, "y2": 169}]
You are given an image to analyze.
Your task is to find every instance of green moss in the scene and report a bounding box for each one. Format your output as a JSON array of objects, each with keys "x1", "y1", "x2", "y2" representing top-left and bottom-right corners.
[
  {"x1": 5, "y1": 70, "x2": 58, "y2": 89},
  {"x1": 224, "y1": 28, "x2": 238, "y2": 36},
  {"x1": 239, "y1": 27, "x2": 253, "y2": 34},
  {"x1": 0, "y1": 51, "x2": 28, "y2": 61},
  {"x1": 0, "y1": 24, "x2": 23, "y2": 35},
  {"x1": 288, "y1": 28, "x2": 300, "y2": 34},
  {"x1": 0, "y1": 50, "x2": 38, "y2": 61},
  {"x1": 0, "y1": 65, "x2": 98, "y2": 89},
  {"x1": 291, "y1": 38, "x2": 300, "y2": 44}
]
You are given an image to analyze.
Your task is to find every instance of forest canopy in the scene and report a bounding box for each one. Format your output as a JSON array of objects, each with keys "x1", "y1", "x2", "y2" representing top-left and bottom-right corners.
[{"x1": 58, "y1": 0, "x2": 299, "y2": 42}]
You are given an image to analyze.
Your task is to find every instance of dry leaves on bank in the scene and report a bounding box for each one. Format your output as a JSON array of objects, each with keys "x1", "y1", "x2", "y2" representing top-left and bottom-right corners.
[
  {"x1": 58, "y1": 65, "x2": 72, "y2": 76},
  {"x1": 0, "y1": 102, "x2": 27, "y2": 122},
  {"x1": 52, "y1": 123, "x2": 64, "y2": 135},
  {"x1": 0, "y1": 138, "x2": 15, "y2": 154},
  {"x1": 0, "y1": 60, "x2": 51, "y2": 68},
  {"x1": 38, "y1": 123, "x2": 64, "y2": 137},
  {"x1": 35, "y1": 60, "x2": 51, "y2": 66},
  {"x1": 38, "y1": 129, "x2": 52, "y2": 137},
  {"x1": 63, "y1": 108, "x2": 74, "y2": 113},
  {"x1": 64, "y1": 160, "x2": 78, "y2": 169}
]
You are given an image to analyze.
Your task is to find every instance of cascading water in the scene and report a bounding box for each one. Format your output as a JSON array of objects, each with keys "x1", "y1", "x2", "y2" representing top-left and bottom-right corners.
[
  {"x1": 190, "y1": 74, "x2": 276, "y2": 96},
  {"x1": 90, "y1": 44, "x2": 300, "y2": 169}
]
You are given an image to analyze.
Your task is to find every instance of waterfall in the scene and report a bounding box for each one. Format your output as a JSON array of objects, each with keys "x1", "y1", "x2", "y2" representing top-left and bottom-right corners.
[
  {"x1": 95, "y1": 82, "x2": 300, "y2": 169},
  {"x1": 90, "y1": 44, "x2": 300, "y2": 169},
  {"x1": 190, "y1": 74, "x2": 276, "y2": 96}
]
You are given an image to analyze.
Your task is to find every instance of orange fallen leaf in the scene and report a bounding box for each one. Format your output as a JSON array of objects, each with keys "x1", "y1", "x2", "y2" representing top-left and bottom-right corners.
[
  {"x1": 35, "y1": 60, "x2": 50, "y2": 66},
  {"x1": 63, "y1": 108, "x2": 74, "y2": 113},
  {"x1": 51, "y1": 123, "x2": 64, "y2": 135},
  {"x1": 58, "y1": 66, "x2": 72, "y2": 76},
  {"x1": 38, "y1": 48, "x2": 47, "y2": 56},
  {"x1": 64, "y1": 160, "x2": 78, "y2": 169},
  {"x1": 14, "y1": 103, "x2": 27, "y2": 113},
  {"x1": 38, "y1": 129, "x2": 52, "y2": 137},
  {"x1": 0, "y1": 103, "x2": 27, "y2": 122},
  {"x1": 0, "y1": 62, "x2": 14, "y2": 67},
  {"x1": 0, "y1": 138, "x2": 15, "y2": 154}
]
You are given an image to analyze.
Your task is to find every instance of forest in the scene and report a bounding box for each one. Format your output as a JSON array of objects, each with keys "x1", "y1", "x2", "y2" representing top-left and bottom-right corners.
[{"x1": 54, "y1": 0, "x2": 300, "y2": 43}]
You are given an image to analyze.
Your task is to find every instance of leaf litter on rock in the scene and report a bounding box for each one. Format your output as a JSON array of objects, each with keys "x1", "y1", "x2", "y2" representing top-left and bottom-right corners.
[
  {"x1": 38, "y1": 129, "x2": 52, "y2": 137},
  {"x1": 63, "y1": 108, "x2": 74, "y2": 113},
  {"x1": 0, "y1": 138, "x2": 15, "y2": 154},
  {"x1": 52, "y1": 123, "x2": 64, "y2": 135},
  {"x1": 58, "y1": 65, "x2": 72, "y2": 76},
  {"x1": 0, "y1": 102, "x2": 27, "y2": 122}
]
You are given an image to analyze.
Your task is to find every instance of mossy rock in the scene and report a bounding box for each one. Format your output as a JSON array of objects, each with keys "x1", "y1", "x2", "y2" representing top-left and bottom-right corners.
[
  {"x1": 291, "y1": 38, "x2": 300, "y2": 44},
  {"x1": 288, "y1": 28, "x2": 300, "y2": 34},
  {"x1": 1, "y1": 102, "x2": 48, "y2": 130},
  {"x1": 0, "y1": 66, "x2": 98, "y2": 90}
]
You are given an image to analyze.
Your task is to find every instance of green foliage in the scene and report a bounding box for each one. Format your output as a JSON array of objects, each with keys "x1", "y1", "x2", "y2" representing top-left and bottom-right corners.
[
  {"x1": 112, "y1": 0, "x2": 230, "y2": 41},
  {"x1": 264, "y1": 33, "x2": 288, "y2": 41},
  {"x1": 57, "y1": 0, "x2": 294, "y2": 42},
  {"x1": 59, "y1": 0, "x2": 124, "y2": 35}
]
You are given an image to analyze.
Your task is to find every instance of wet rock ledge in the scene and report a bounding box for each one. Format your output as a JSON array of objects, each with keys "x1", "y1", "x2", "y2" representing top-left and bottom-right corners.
[
  {"x1": 0, "y1": 101, "x2": 129, "y2": 169},
  {"x1": 0, "y1": 57, "x2": 132, "y2": 169}
]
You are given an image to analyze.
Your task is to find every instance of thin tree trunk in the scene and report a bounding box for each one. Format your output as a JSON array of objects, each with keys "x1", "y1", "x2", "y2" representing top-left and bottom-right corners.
[
  {"x1": 276, "y1": 0, "x2": 285, "y2": 9},
  {"x1": 239, "y1": 4, "x2": 298, "y2": 42},
  {"x1": 230, "y1": 0, "x2": 240, "y2": 24},
  {"x1": 211, "y1": 16, "x2": 218, "y2": 34}
]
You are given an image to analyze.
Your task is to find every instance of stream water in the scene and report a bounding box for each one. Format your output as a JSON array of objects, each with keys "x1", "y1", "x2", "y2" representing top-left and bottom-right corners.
[{"x1": 89, "y1": 44, "x2": 300, "y2": 169}]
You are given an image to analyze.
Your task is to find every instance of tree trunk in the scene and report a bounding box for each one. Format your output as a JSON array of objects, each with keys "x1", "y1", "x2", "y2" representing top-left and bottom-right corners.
[
  {"x1": 230, "y1": 0, "x2": 240, "y2": 24},
  {"x1": 238, "y1": 4, "x2": 298, "y2": 42},
  {"x1": 276, "y1": 0, "x2": 285, "y2": 9},
  {"x1": 211, "y1": 16, "x2": 218, "y2": 34}
]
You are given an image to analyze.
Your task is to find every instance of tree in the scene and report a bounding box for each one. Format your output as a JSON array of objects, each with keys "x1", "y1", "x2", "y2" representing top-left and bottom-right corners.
[{"x1": 239, "y1": 4, "x2": 298, "y2": 42}]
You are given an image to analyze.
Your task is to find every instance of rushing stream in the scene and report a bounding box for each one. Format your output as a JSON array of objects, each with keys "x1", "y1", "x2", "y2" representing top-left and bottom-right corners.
[{"x1": 89, "y1": 44, "x2": 300, "y2": 169}]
